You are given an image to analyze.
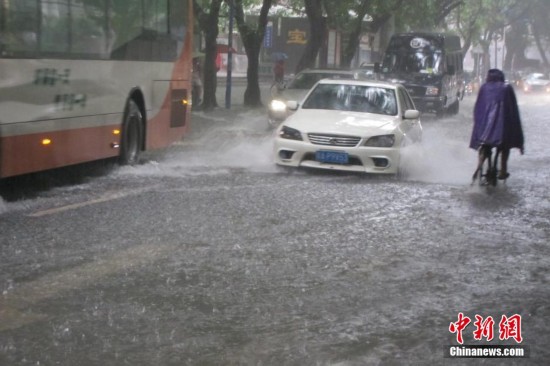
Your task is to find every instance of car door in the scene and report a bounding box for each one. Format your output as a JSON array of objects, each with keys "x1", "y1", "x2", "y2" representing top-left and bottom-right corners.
[{"x1": 398, "y1": 87, "x2": 422, "y2": 143}]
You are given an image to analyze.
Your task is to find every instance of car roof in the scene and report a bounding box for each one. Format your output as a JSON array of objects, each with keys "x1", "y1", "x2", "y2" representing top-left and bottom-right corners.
[
  {"x1": 359, "y1": 62, "x2": 375, "y2": 68},
  {"x1": 316, "y1": 78, "x2": 400, "y2": 89},
  {"x1": 298, "y1": 68, "x2": 355, "y2": 75}
]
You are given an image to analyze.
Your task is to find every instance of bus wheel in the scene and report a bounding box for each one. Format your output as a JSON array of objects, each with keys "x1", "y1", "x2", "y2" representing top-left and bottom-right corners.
[{"x1": 119, "y1": 99, "x2": 143, "y2": 165}]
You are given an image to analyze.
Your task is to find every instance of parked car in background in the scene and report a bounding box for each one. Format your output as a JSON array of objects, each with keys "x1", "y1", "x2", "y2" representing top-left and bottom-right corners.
[
  {"x1": 353, "y1": 62, "x2": 376, "y2": 80},
  {"x1": 267, "y1": 68, "x2": 356, "y2": 128},
  {"x1": 519, "y1": 72, "x2": 550, "y2": 93},
  {"x1": 274, "y1": 79, "x2": 422, "y2": 175}
]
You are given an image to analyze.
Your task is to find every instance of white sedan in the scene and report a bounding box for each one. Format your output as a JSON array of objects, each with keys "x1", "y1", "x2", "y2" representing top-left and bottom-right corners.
[{"x1": 274, "y1": 79, "x2": 422, "y2": 174}]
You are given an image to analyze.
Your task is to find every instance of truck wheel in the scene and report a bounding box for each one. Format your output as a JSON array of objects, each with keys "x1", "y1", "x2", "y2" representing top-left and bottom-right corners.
[{"x1": 449, "y1": 100, "x2": 460, "y2": 115}]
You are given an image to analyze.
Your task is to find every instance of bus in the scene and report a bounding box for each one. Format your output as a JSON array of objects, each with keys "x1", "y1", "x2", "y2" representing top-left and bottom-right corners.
[
  {"x1": 0, "y1": 0, "x2": 193, "y2": 178},
  {"x1": 377, "y1": 32, "x2": 464, "y2": 116}
]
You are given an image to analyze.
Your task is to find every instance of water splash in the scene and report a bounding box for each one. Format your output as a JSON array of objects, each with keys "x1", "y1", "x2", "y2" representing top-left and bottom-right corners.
[
  {"x1": 399, "y1": 117, "x2": 475, "y2": 185},
  {"x1": 117, "y1": 110, "x2": 278, "y2": 178}
]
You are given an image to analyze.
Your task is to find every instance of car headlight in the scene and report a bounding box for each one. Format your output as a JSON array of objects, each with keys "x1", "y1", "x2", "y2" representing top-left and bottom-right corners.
[
  {"x1": 279, "y1": 126, "x2": 303, "y2": 141},
  {"x1": 364, "y1": 134, "x2": 395, "y2": 147},
  {"x1": 270, "y1": 99, "x2": 287, "y2": 112},
  {"x1": 425, "y1": 86, "x2": 439, "y2": 96}
]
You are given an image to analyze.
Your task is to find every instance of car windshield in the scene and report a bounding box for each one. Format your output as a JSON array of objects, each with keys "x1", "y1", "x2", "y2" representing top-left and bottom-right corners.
[
  {"x1": 382, "y1": 51, "x2": 442, "y2": 75},
  {"x1": 302, "y1": 83, "x2": 397, "y2": 116},
  {"x1": 528, "y1": 73, "x2": 548, "y2": 80},
  {"x1": 287, "y1": 72, "x2": 354, "y2": 89}
]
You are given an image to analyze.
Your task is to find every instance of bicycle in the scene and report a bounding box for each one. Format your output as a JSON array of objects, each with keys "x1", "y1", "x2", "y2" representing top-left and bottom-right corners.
[
  {"x1": 471, "y1": 144, "x2": 502, "y2": 187},
  {"x1": 267, "y1": 79, "x2": 287, "y2": 129},
  {"x1": 270, "y1": 79, "x2": 286, "y2": 96}
]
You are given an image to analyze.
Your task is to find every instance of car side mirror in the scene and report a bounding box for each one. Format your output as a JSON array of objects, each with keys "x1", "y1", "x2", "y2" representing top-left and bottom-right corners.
[
  {"x1": 286, "y1": 100, "x2": 299, "y2": 111},
  {"x1": 404, "y1": 109, "x2": 420, "y2": 119}
]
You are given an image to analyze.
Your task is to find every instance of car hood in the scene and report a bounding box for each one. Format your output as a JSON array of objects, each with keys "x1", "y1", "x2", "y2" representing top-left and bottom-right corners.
[
  {"x1": 272, "y1": 88, "x2": 310, "y2": 102},
  {"x1": 525, "y1": 79, "x2": 550, "y2": 86},
  {"x1": 284, "y1": 109, "x2": 399, "y2": 136}
]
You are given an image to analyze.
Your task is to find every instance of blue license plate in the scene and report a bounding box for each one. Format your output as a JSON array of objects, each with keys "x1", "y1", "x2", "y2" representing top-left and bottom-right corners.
[{"x1": 315, "y1": 150, "x2": 349, "y2": 164}]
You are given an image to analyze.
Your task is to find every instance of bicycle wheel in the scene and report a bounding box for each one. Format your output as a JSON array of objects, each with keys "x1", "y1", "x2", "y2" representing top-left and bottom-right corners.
[
  {"x1": 472, "y1": 145, "x2": 496, "y2": 187},
  {"x1": 270, "y1": 81, "x2": 285, "y2": 97},
  {"x1": 483, "y1": 163, "x2": 498, "y2": 187},
  {"x1": 480, "y1": 147, "x2": 498, "y2": 187}
]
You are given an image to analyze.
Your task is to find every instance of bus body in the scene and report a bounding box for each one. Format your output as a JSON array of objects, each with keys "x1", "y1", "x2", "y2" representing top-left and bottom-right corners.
[
  {"x1": 378, "y1": 32, "x2": 464, "y2": 116},
  {"x1": 0, "y1": 0, "x2": 193, "y2": 178}
]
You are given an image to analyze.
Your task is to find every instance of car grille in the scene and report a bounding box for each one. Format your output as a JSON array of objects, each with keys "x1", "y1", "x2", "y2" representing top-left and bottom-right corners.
[
  {"x1": 308, "y1": 133, "x2": 361, "y2": 147},
  {"x1": 406, "y1": 85, "x2": 425, "y2": 96}
]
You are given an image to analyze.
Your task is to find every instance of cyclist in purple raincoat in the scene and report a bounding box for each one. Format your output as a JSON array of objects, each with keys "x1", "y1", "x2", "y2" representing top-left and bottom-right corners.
[{"x1": 470, "y1": 69, "x2": 524, "y2": 179}]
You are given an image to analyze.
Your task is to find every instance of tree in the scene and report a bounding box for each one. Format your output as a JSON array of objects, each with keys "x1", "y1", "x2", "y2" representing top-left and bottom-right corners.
[
  {"x1": 193, "y1": 0, "x2": 224, "y2": 111},
  {"x1": 338, "y1": 0, "x2": 406, "y2": 67},
  {"x1": 503, "y1": 21, "x2": 529, "y2": 71},
  {"x1": 232, "y1": 0, "x2": 273, "y2": 107},
  {"x1": 295, "y1": 0, "x2": 325, "y2": 72},
  {"x1": 296, "y1": 0, "x2": 458, "y2": 70},
  {"x1": 527, "y1": 0, "x2": 550, "y2": 69},
  {"x1": 393, "y1": 0, "x2": 463, "y2": 32},
  {"x1": 449, "y1": 0, "x2": 530, "y2": 76}
]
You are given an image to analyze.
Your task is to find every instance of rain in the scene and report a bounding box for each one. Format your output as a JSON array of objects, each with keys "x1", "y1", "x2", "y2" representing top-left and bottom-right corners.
[
  {"x1": 2, "y1": 1, "x2": 550, "y2": 365},
  {"x1": 1, "y1": 88, "x2": 549, "y2": 364}
]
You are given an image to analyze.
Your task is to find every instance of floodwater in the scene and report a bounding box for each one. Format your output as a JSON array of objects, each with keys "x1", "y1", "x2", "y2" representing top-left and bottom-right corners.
[{"x1": 1, "y1": 94, "x2": 549, "y2": 365}]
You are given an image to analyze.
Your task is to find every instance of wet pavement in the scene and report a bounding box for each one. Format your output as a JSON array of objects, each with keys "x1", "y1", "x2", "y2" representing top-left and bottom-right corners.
[{"x1": 1, "y1": 92, "x2": 549, "y2": 365}]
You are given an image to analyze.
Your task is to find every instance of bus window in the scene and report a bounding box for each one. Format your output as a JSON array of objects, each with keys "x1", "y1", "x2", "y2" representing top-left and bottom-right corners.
[
  {"x1": 40, "y1": 1, "x2": 70, "y2": 54},
  {"x1": 110, "y1": 1, "x2": 144, "y2": 60},
  {"x1": 0, "y1": 0, "x2": 39, "y2": 57},
  {"x1": 71, "y1": 2, "x2": 111, "y2": 58},
  {"x1": 110, "y1": 0, "x2": 187, "y2": 61}
]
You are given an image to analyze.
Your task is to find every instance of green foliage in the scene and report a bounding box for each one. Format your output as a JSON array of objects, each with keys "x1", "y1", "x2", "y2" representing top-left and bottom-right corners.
[{"x1": 449, "y1": 0, "x2": 529, "y2": 45}]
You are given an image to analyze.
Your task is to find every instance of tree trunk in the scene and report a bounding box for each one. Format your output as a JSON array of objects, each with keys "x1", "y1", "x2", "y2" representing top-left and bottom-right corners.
[
  {"x1": 233, "y1": 0, "x2": 272, "y2": 107},
  {"x1": 341, "y1": 4, "x2": 369, "y2": 67},
  {"x1": 296, "y1": 0, "x2": 325, "y2": 72},
  {"x1": 503, "y1": 21, "x2": 531, "y2": 71},
  {"x1": 193, "y1": 0, "x2": 223, "y2": 111},
  {"x1": 244, "y1": 44, "x2": 262, "y2": 106},
  {"x1": 531, "y1": 21, "x2": 549, "y2": 69}
]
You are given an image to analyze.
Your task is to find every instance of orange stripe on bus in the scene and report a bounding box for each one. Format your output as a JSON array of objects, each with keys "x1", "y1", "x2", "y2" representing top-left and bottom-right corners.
[{"x1": 0, "y1": 125, "x2": 121, "y2": 178}]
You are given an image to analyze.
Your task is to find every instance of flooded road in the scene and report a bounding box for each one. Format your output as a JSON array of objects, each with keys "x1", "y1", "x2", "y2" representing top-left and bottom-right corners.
[{"x1": 1, "y1": 94, "x2": 549, "y2": 365}]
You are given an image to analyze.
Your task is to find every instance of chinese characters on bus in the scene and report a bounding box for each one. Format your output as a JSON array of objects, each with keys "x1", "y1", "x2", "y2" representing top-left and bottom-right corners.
[{"x1": 34, "y1": 68, "x2": 87, "y2": 111}]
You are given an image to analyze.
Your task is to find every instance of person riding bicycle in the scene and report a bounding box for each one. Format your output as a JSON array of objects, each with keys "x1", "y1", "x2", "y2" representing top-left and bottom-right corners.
[
  {"x1": 470, "y1": 68, "x2": 524, "y2": 180},
  {"x1": 273, "y1": 59, "x2": 285, "y2": 84}
]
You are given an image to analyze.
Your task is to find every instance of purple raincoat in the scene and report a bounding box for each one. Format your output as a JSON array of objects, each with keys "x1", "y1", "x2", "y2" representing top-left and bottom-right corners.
[{"x1": 469, "y1": 69, "x2": 524, "y2": 151}]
